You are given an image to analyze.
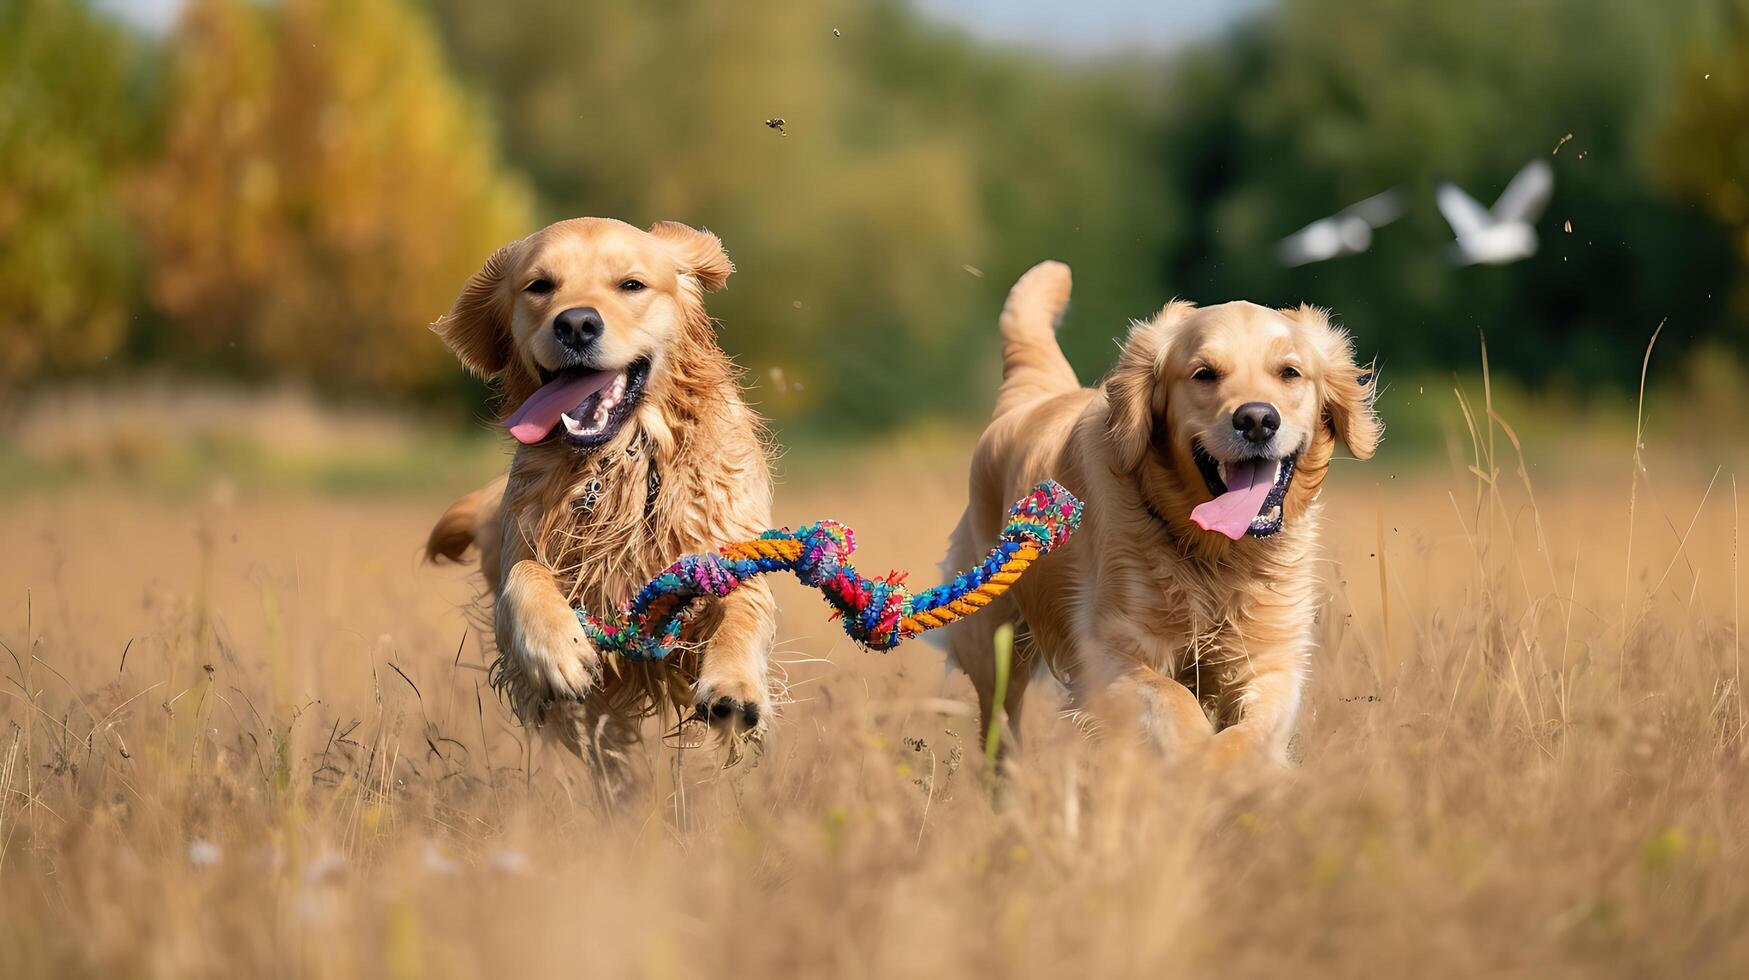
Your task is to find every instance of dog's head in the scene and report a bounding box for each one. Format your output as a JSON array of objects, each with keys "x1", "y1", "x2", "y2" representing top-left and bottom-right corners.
[
  {"x1": 433, "y1": 217, "x2": 733, "y2": 448},
  {"x1": 1105, "y1": 301, "x2": 1380, "y2": 540}
]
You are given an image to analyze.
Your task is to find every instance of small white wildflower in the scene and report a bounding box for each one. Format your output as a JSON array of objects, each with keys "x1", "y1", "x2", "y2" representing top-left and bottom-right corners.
[
  {"x1": 422, "y1": 845, "x2": 462, "y2": 876},
  {"x1": 188, "y1": 840, "x2": 222, "y2": 867},
  {"x1": 487, "y1": 849, "x2": 530, "y2": 876},
  {"x1": 303, "y1": 853, "x2": 347, "y2": 885}
]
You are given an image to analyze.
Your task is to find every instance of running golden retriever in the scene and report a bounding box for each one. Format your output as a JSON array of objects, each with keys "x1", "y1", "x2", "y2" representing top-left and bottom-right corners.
[
  {"x1": 941, "y1": 262, "x2": 1380, "y2": 769},
  {"x1": 425, "y1": 218, "x2": 774, "y2": 787}
]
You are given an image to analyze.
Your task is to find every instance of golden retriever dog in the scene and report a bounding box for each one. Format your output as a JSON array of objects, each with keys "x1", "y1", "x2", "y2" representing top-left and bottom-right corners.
[
  {"x1": 942, "y1": 261, "x2": 1380, "y2": 769},
  {"x1": 425, "y1": 218, "x2": 774, "y2": 786}
]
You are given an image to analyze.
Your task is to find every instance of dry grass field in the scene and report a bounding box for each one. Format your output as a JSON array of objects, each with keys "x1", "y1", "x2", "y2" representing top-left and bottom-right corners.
[{"x1": 3, "y1": 388, "x2": 1748, "y2": 978}]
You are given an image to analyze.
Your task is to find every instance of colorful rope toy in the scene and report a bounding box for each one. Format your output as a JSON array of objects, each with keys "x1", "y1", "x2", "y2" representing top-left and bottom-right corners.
[{"x1": 577, "y1": 481, "x2": 1082, "y2": 661}]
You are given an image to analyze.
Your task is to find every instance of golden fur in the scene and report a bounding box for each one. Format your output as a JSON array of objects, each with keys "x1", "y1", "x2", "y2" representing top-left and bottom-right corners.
[
  {"x1": 942, "y1": 261, "x2": 1380, "y2": 768},
  {"x1": 426, "y1": 218, "x2": 775, "y2": 784}
]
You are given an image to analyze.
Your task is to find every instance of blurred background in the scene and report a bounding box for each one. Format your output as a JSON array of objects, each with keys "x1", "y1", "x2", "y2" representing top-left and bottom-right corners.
[{"x1": 5, "y1": 0, "x2": 1748, "y2": 486}]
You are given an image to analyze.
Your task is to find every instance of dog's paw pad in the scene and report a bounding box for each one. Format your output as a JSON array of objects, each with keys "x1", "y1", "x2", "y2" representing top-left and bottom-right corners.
[
  {"x1": 705, "y1": 695, "x2": 761, "y2": 730},
  {"x1": 694, "y1": 691, "x2": 767, "y2": 738}
]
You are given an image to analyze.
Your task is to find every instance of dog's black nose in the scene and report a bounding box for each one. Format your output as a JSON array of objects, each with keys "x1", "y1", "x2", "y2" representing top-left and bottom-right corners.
[
  {"x1": 1233, "y1": 402, "x2": 1281, "y2": 444},
  {"x1": 553, "y1": 307, "x2": 604, "y2": 353}
]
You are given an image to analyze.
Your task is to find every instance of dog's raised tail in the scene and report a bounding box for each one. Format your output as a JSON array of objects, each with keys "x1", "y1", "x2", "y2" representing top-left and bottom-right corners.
[
  {"x1": 995, "y1": 260, "x2": 1078, "y2": 419},
  {"x1": 425, "y1": 478, "x2": 504, "y2": 564}
]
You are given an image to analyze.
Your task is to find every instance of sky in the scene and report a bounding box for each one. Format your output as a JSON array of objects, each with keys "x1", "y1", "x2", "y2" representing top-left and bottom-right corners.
[
  {"x1": 97, "y1": 0, "x2": 1267, "y2": 53},
  {"x1": 914, "y1": 0, "x2": 1268, "y2": 53},
  {"x1": 94, "y1": 0, "x2": 178, "y2": 33}
]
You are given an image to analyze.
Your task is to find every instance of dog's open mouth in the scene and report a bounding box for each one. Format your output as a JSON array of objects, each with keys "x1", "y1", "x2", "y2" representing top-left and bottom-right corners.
[
  {"x1": 504, "y1": 359, "x2": 650, "y2": 448},
  {"x1": 1189, "y1": 442, "x2": 1297, "y2": 539}
]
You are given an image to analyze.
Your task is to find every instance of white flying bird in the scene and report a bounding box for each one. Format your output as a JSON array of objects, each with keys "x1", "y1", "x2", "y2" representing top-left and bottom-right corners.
[
  {"x1": 1276, "y1": 188, "x2": 1404, "y2": 267},
  {"x1": 1436, "y1": 159, "x2": 1554, "y2": 266}
]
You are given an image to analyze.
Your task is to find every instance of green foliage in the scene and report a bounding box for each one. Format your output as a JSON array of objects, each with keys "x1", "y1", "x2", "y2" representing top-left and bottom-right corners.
[
  {"x1": 1661, "y1": 2, "x2": 1749, "y2": 323},
  {"x1": 1153, "y1": 0, "x2": 1737, "y2": 393},
  {"x1": 6, "y1": 0, "x2": 1748, "y2": 439},
  {"x1": 131, "y1": 0, "x2": 532, "y2": 396},
  {"x1": 0, "y1": 0, "x2": 153, "y2": 384},
  {"x1": 428, "y1": 0, "x2": 1171, "y2": 432}
]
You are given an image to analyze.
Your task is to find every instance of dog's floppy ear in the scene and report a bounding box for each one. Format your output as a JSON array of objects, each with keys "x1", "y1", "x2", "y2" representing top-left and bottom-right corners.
[
  {"x1": 1105, "y1": 300, "x2": 1194, "y2": 471},
  {"x1": 1291, "y1": 305, "x2": 1382, "y2": 460},
  {"x1": 649, "y1": 221, "x2": 733, "y2": 293},
  {"x1": 433, "y1": 240, "x2": 520, "y2": 378}
]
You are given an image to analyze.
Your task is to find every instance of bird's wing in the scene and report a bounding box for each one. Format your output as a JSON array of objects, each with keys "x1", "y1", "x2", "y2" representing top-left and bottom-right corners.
[
  {"x1": 1436, "y1": 183, "x2": 1491, "y2": 238},
  {"x1": 1277, "y1": 220, "x2": 1337, "y2": 267},
  {"x1": 1491, "y1": 159, "x2": 1553, "y2": 224},
  {"x1": 1340, "y1": 187, "x2": 1404, "y2": 229}
]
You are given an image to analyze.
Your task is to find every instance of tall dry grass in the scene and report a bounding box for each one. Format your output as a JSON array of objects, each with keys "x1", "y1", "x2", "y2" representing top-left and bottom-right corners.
[{"x1": 2, "y1": 387, "x2": 1747, "y2": 978}]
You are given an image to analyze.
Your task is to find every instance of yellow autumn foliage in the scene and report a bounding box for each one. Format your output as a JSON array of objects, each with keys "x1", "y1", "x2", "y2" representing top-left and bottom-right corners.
[{"x1": 133, "y1": 0, "x2": 531, "y2": 394}]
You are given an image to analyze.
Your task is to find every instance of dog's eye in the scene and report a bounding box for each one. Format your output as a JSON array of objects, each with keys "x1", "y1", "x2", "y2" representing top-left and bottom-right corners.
[
  {"x1": 1280, "y1": 365, "x2": 1302, "y2": 380},
  {"x1": 619, "y1": 278, "x2": 646, "y2": 292},
  {"x1": 524, "y1": 278, "x2": 555, "y2": 296},
  {"x1": 1191, "y1": 366, "x2": 1220, "y2": 383}
]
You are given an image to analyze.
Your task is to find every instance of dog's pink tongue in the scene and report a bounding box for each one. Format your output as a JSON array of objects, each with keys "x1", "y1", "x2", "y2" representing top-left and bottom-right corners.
[
  {"x1": 503, "y1": 370, "x2": 616, "y2": 445},
  {"x1": 1190, "y1": 458, "x2": 1277, "y2": 540}
]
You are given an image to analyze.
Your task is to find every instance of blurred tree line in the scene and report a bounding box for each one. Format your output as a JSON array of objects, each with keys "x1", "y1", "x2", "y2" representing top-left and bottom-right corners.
[
  {"x1": 2, "y1": 0, "x2": 1747, "y2": 435},
  {"x1": 2, "y1": 0, "x2": 530, "y2": 403},
  {"x1": 1153, "y1": 0, "x2": 1740, "y2": 396}
]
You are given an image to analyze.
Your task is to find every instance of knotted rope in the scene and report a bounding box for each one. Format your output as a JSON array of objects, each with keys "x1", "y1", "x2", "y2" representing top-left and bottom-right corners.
[{"x1": 577, "y1": 481, "x2": 1082, "y2": 660}]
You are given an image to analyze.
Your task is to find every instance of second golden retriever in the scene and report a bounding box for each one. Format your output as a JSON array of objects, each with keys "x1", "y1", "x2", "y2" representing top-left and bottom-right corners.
[{"x1": 942, "y1": 262, "x2": 1380, "y2": 768}]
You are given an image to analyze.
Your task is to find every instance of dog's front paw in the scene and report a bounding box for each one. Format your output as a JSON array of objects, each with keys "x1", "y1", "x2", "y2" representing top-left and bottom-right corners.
[
  {"x1": 498, "y1": 560, "x2": 602, "y2": 703},
  {"x1": 691, "y1": 673, "x2": 770, "y2": 737}
]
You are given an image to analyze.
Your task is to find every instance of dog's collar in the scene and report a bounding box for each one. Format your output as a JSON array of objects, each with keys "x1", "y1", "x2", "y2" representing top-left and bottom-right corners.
[
  {"x1": 630, "y1": 432, "x2": 661, "y2": 522},
  {"x1": 569, "y1": 434, "x2": 661, "y2": 521}
]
